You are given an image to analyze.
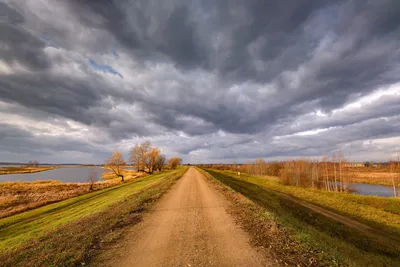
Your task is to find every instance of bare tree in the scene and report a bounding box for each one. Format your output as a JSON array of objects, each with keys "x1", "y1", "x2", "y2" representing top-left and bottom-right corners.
[
  {"x1": 28, "y1": 160, "x2": 39, "y2": 167},
  {"x1": 390, "y1": 157, "x2": 398, "y2": 198},
  {"x1": 322, "y1": 156, "x2": 330, "y2": 191},
  {"x1": 332, "y1": 153, "x2": 338, "y2": 192},
  {"x1": 105, "y1": 152, "x2": 126, "y2": 181},
  {"x1": 338, "y1": 152, "x2": 346, "y2": 192},
  {"x1": 311, "y1": 161, "x2": 317, "y2": 189},
  {"x1": 169, "y1": 157, "x2": 182, "y2": 169},
  {"x1": 88, "y1": 168, "x2": 97, "y2": 191}
]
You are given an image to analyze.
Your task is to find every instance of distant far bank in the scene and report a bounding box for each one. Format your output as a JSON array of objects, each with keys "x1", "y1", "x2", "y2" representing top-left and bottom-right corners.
[{"x1": 0, "y1": 162, "x2": 99, "y2": 166}]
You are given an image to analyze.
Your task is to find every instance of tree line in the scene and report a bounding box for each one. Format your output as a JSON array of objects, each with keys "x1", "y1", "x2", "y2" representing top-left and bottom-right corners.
[
  {"x1": 204, "y1": 155, "x2": 349, "y2": 192},
  {"x1": 201, "y1": 154, "x2": 399, "y2": 196},
  {"x1": 104, "y1": 141, "x2": 182, "y2": 181}
]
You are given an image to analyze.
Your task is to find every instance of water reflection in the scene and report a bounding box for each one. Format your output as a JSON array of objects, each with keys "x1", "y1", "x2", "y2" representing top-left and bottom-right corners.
[{"x1": 347, "y1": 183, "x2": 399, "y2": 197}]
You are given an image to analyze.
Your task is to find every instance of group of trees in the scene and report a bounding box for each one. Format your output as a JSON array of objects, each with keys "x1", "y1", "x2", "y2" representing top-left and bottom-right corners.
[
  {"x1": 28, "y1": 160, "x2": 39, "y2": 167},
  {"x1": 389, "y1": 156, "x2": 400, "y2": 198},
  {"x1": 207, "y1": 154, "x2": 349, "y2": 192},
  {"x1": 104, "y1": 141, "x2": 182, "y2": 181},
  {"x1": 237, "y1": 154, "x2": 348, "y2": 192},
  {"x1": 237, "y1": 155, "x2": 399, "y2": 196},
  {"x1": 130, "y1": 141, "x2": 165, "y2": 173},
  {"x1": 169, "y1": 157, "x2": 182, "y2": 169},
  {"x1": 279, "y1": 154, "x2": 348, "y2": 192},
  {"x1": 240, "y1": 159, "x2": 282, "y2": 176}
]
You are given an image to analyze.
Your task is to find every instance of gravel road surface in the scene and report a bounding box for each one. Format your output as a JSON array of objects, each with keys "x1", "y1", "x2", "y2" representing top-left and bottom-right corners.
[{"x1": 107, "y1": 167, "x2": 270, "y2": 267}]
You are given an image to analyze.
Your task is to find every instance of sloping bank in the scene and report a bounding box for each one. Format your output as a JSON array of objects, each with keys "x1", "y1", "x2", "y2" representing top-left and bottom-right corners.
[
  {"x1": 201, "y1": 168, "x2": 400, "y2": 267},
  {"x1": 0, "y1": 167, "x2": 188, "y2": 267}
]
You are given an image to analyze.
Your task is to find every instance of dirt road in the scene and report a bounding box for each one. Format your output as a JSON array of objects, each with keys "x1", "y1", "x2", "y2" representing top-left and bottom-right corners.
[{"x1": 102, "y1": 167, "x2": 270, "y2": 267}]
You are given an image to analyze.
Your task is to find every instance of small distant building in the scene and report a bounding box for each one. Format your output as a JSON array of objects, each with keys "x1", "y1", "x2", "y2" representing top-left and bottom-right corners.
[{"x1": 344, "y1": 162, "x2": 364, "y2": 167}]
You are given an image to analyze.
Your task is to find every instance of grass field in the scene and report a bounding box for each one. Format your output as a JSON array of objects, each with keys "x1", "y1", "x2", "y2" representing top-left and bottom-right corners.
[
  {"x1": 203, "y1": 168, "x2": 400, "y2": 266},
  {"x1": 0, "y1": 167, "x2": 187, "y2": 264}
]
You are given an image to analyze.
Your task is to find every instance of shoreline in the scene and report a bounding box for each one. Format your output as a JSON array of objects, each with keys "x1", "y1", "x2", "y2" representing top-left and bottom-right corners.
[{"x1": 0, "y1": 166, "x2": 60, "y2": 175}]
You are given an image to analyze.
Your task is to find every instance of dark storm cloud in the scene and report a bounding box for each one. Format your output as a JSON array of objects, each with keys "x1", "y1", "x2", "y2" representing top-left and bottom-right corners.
[
  {"x1": 0, "y1": 2, "x2": 50, "y2": 70},
  {"x1": 64, "y1": 0, "x2": 400, "y2": 132},
  {"x1": 67, "y1": 0, "x2": 323, "y2": 74},
  {"x1": 0, "y1": 70, "x2": 162, "y2": 139},
  {"x1": 0, "y1": 2, "x2": 24, "y2": 24},
  {"x1": 1, "y1": 0, "x2": 400, "y2": 162},
  {"x1": 67, "y1": 0, "x2": 205, "y2": 68}
]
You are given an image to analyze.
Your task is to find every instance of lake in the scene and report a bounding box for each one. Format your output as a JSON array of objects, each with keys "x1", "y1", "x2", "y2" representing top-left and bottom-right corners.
[
  {"x1": 348, "y1": 183, "x2": 399, "y2": 197},
  {"x1": 0, "y1": 167, "x2": 106, "y2": 183}
]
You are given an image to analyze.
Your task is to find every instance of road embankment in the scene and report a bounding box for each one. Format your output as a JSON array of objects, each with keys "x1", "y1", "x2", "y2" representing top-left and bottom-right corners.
[{"x1": 0, "y1": 167, "x2": 188, "y2": 267}]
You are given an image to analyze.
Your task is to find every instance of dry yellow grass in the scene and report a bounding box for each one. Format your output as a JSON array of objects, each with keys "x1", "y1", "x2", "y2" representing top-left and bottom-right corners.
[
  {"x1": 0, "y1": 169, "x2": 145, "y2": 218},
  {"x1": 347, "y1": 167, "x2": 400, "y2": 186},
  {"x1": 0, "y1": 166, "x2": 59, "y2": 175},
  {"x1": 101, "y1": 167, "x2": 145, "y2": 180}
]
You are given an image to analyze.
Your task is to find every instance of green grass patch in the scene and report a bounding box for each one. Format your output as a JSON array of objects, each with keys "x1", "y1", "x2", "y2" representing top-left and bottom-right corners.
[{"x1": 204, "y1": 169, "x2": 400, "y2": 266}]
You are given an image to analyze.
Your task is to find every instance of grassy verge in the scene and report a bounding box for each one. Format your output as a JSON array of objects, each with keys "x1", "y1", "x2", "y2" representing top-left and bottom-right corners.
[
  {"x1": 0, "y1": 167, "x2": 187, "y2": 266},
  {"x1": 0, "y1": 169, "x2": 144, "y2": 219},
  {"x1": 202, "y1": 168, "x2": 400, "y2": 266},
  {"x1": 0, "y1": 166, "x2": 59, "y2": 175}
]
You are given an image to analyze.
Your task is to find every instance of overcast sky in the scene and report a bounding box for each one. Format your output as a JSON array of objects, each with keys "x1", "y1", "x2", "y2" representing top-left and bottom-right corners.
[{"x1": 1, "y1": 0, "x2": 400, "y2": 164}]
